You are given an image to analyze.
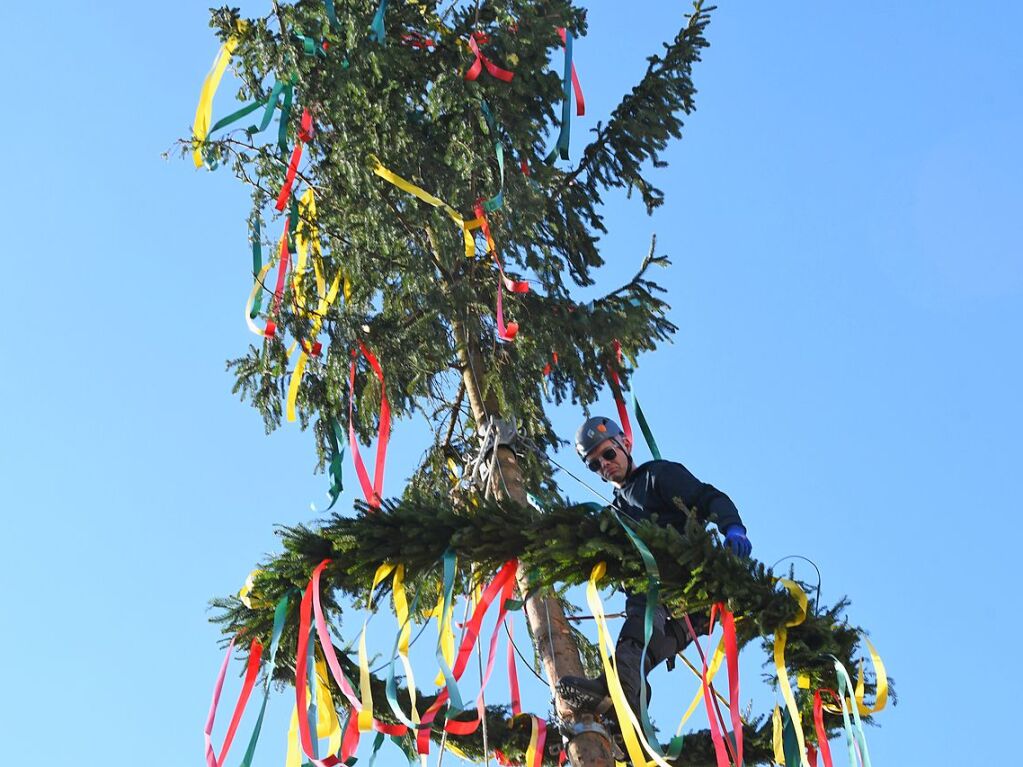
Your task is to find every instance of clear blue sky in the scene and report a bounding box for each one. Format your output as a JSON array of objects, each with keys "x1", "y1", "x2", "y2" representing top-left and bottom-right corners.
[{"x1": 1, "y1": 2, "x2": 1019, "y2": 765}]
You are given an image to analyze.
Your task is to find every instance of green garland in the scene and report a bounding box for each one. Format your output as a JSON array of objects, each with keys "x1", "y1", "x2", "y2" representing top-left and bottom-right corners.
[{"x1": 211, "y1": 492, "x2": 891, "y2": 765}]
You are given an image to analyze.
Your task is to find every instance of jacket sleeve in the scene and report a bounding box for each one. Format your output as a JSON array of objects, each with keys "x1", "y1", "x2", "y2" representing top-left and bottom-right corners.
[{"x1": 653, "y1": 462, "x2": 744, "y2": 533}]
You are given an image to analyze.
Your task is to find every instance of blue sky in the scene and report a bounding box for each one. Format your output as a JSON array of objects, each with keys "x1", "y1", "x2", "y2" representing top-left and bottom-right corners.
[{"x1": 1, "y1": 2, "x2": 1020, "y2": 765}]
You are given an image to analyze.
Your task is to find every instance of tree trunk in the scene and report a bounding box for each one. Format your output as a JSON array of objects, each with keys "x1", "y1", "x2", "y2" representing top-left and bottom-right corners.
[{"x1": 453, "y1": 320, "x2": 613, "y2": 767}]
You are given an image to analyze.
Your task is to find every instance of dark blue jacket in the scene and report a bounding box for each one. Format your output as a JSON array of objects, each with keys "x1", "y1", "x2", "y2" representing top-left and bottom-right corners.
[{"x1": 611, "y1": 460, "x2": 743, "y2": 534}]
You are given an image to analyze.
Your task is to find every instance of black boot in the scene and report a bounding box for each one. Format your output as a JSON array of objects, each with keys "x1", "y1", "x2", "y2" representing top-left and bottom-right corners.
[{"x1": 556, "y1": 675, "x2": 613, "y2": 715}]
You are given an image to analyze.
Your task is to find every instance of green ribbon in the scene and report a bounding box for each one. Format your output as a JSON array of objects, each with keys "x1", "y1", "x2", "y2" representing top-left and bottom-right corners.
[
  {"x1": 833, "y1": 657, "x2": 873, "y2": 767},
  {"x1": 248, "y1": 80, "x2": 286, "y2": 136},
  {"x1": 545, "y1": 28, "x2": 574, "y2": 163},
  {"x1": 250, "y1": 215, "x2": 263, "y2": 318},
  {"x1": 325, "y1": 418, "x2": 345, "y2": 510},
  {"x1": 632, "y1": 390, "x2": 662, "y2": 461},
  {"x1": 579, "y1": 502, "x2": 682, "y2": 757},
  {"x1": 384, "y1": 574, "x2": 427, "y2": 728},
  {"x1": 368, "y1": 0, "x2": 388, "y2": 44},
  {"x1": 239, "y1": 593, "x2": 291, "y2": 767},
  {"x1": 480, "y1": 101, "x2": 505, "y2": 212},
  {"x1": 781, "y1": 708, "x2": 801, "y2": 767},
  {"x1": 305, "y1": 622, "x2": 320, "y2": 759},
  {"x1": 324, "y1": 0, "x2": 339, "y2": 29},
  {"x1": 434, "y1": 549, "x2": 464, "y2": 712},
  {"x1": 278, "y1": 83, "x2": 295, "y2": 158}
]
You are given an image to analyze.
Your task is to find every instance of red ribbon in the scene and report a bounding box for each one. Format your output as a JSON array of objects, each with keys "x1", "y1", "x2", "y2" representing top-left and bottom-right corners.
[
  {"x1": 684, "y1": 609, "x2": 732, "y2": 767},
  {"x1": 204, "y1": 639, "x2": 263, "y2": 767},
  {"x1": 296, "y1": 577, "x2": 344, "y2": 767},
  {"x1": 531, "y1": 719, "x2": 548, "y2": 767},
  {"x1": 264, "y1": 218, "x2": 292, "y2": 338},
  {"x1": 721, "y1": 606, "x2": 743, "y2": 767},
  {"x1": 556, "y1": 28, "x2": 585, "y2": 116},
  {"x1": 474, "y1": 202, "x2": 530, "y2": 294},
  {"x1": 401, "y1": 33, "x2": 435, "y2": 49},
  {"x1": 416, "y1": 561, "x2": 519, "y2": 755},
  {"x1": 348, "y1": 342, "x2": 391, "y2": 509},
  {"x1": 507, "y1": 614, "x2": 521, "y2": 716},
  {"x1": 542, "y1": 351, "x2": 558, "y2": 377},
  {"x1": 607, "y1": 340, "x2": 633, "y2": 445},
  {"x1": 465, "y1": 33, "x2": 514, "y2": 82},
  {"x1": 308, "y1": 559, "x2": 411, "y2": 763},
  {"x1": 276, "y1": 109, "x2": 314, "y2": 211},
  {"x1": 814, "y1": 688, "x2": 842, "y2": 767}
]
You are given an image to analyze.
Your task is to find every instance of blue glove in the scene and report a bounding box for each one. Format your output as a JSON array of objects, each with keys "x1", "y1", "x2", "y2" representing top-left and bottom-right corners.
[{"x1": 723, "y1": 525, "x2": 752, "y2": 558}]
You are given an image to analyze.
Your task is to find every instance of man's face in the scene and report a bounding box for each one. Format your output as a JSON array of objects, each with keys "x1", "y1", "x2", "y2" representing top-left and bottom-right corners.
[{"x1": 585, "y1": 437, "x2": 631, "y2": 486}]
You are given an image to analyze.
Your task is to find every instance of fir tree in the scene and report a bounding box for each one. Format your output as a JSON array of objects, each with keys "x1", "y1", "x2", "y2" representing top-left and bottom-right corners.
[{"x1": 187, "y1": 3, "x2": 887, "y2": 765}]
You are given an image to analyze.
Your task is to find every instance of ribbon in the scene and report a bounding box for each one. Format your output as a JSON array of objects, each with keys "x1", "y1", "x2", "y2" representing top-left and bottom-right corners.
[
  {"x1": 203, "y1": 638, "x2": 263, "y2": 767},
  {"x1": 248, "y1": 80, "x2": 285, "y2": 136},
  {"x1": 496, "y1": 275, "x2": 519, "y2": 341},
  {"x1": 684, "y1": 609, "x2": 732, "y2": 767},
  {"x1": 545, "y1": 27, "x2": 574, "y2": 162},
  {"x1": 774, "y1": 579, "x2": 811, "y2": 767},
  {"x1": 474, "y1": 201, "x2": 529, "y2": 293},
  {"x1": 832, "y1": 659, "x2": 872, "y2": 767},
  {"x1": 507, "y1": 615, "x2": 521, "y2": 716},
  {"x1": 370, "y1": 156, "x2": 483, "y2": 258},
  {"x1": 556, "y1": 28, "x2": 585, "y2": 116},
  {"x1": 348, "y1": 342, "x2": 391, "y2": 509},
  {"x1": 852, "y1": 639, "x2": 888, "y2": 715},
  {"x1": 296, "y1": 575, "x2": 343, "y2": 767},
  {"x1": 813, "y1": 689, "x2": 837, "y2": 767},
  {"x1": 465, "y1": 33, "x2": 515, "y2": 82},
  {"x1": 416, "y1": 560, "x2": 519, "y2": 755},
  {"x1": 368, "y1": 0, "x2": 388, "y2": 44},
  {"x1": 515, "y1": 715, "x2": 547, "y2": 767},
  {"x1": 632, "y1": 388, "x2": 662, "y2": 460},
  {"x1": 586, "y1": 562, "x2": 676, "y2": 767},
  {"x1": 249, "y1": 215, "x2": 264, "y2": 319},
  {"x1": 673, "y1": 636, "x2": 727, "y2": 736},
  {"x1": 607, "y1": 340, "x2": 634, "y2": 446},
  {"x1": 277, "y1": 83, "x2": 294, "y2": 157},
  {"x1": 385, "y1": 564, "x2": 423, "y2": 729},
  {"x1": 287, "y1": 193, "x2": 341, "y2": 423},
  {"x1": 238, "y1": 593, "x2": 290, "y2": 767},
  {"x1": 264, "y1": 215, "x2": 293, "y2": 338},
  {"x1": 542, "y1": 351, "x2": 559, "y2": 377},
  {"x1": 276, "y1": 109, "x2": 314, "y2": 211},
  {"x1": 192, "y1": 24, "x2": 245, "y2": 167},
  {"x1": 479, "y1": 101, "x2": 506, "y2": 212},
  {"x1": 721, "y1": 607, "x2": 744, "y2": 767},
  {"x1": 323, "y1": 418, "x2": 345, "y2": 509},
  {"x1": 324, "y1": 0, "x2": 338, "y2": 28}
]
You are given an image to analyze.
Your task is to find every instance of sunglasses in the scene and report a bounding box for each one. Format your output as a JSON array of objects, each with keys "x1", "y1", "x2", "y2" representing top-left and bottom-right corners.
[{"x1": 586, "y1": 446, "x2": 618, "y2": 472}]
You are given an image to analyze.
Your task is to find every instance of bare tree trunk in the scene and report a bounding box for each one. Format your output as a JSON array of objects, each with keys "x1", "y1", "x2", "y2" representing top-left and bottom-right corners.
[{"x1": 453, "y1": 319, "x2": 613, "y2": 767}]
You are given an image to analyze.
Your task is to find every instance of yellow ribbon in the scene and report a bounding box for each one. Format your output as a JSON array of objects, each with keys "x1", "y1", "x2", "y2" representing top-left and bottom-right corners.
[
  {"x1": 771, "y1": 705, "x2": 785, "y2": 766},
  {"x1": 586, "y1": 562, "x2": 667, "y2": 767},
  {"x1": 238, "y1": 569, "x2": 263, "y2": 609},
  {"x1": 673, "y1": 636, "x2": 727, "y2": 735},
  {"x1": 286, "y1": 189, "x2": 342, "y2": 422},
  {"x1": 854, "y1": 638, "x2": 888, "y2": 714},
  {"x1": 369, "y1": 156, "x2": 483, "y2": 258},
  {"x1": 823, "y1": 637, "x2": 889, "y2": 716},
  {"x1": 244, "y1": 263, "x2": 273, "y2": 336},
  {"x1": 192, "y1": 22, "x2": 247, "y2": 168},
  {"x1": 392, "y1": 565, "x2": 421, "y2": 723},
  {"x1": 432, "y1": 589, "x2": 456, "y2": 687},
  {"x1": 355, "y1": 562, "x2": 397, "y2": 732},
  {"x1": 773, "y1": 578, "x2": 811, "y2": 767},
  {"x1": 286, "y1": 655, "x2": 343, "y2": 767}
]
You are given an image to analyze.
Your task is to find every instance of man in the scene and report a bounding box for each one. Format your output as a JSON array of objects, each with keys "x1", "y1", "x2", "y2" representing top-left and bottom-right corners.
[{"x1": 557, "y1": 416, "x2": 752, "y2": 723}]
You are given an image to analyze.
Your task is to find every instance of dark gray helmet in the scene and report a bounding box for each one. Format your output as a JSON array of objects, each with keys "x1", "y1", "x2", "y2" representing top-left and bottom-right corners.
[{"x1": 575, "y1": 416, "x2": 624, "y2": 459}]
